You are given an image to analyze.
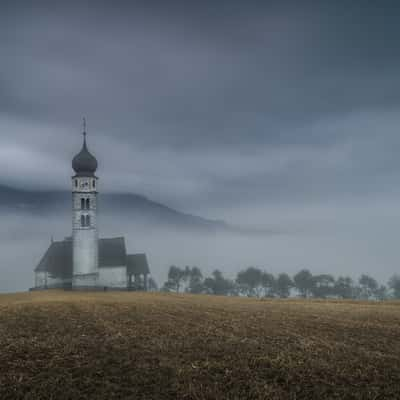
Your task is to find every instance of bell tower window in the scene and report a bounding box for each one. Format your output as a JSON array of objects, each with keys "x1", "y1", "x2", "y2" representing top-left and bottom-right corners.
[
  {"x1": 86, "y1": 215, "x2": 91, "y2": 227},
  {"x1": 81, "y1": 198, "x2": 85, "y2": 210},
  {"x1": 81, "y1": 215, "x2": 85, "y2": 227},
  {"x1": 86, "y1": 198, "x2": 90, "y2": 210}
]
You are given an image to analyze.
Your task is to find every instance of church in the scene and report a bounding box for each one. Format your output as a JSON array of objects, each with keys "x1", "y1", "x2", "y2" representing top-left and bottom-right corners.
[{"x1": 34, "y1": 125, "x2": 150, "y2": 290}]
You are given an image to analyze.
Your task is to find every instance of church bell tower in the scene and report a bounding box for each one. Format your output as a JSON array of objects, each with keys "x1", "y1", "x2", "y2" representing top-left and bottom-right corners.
[{"x1": 71, "y1": 120, "x2": 99, "y2": 288}]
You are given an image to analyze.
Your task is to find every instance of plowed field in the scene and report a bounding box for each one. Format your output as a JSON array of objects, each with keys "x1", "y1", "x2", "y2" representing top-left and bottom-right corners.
[{"x1": 0, "y1": 291, "x2": 399, "y2": 399}]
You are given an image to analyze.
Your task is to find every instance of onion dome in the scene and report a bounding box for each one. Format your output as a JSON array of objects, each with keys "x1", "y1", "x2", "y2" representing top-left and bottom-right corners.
[{"x1": 72, "y1": 131, "x2": 98, "y2": 176}]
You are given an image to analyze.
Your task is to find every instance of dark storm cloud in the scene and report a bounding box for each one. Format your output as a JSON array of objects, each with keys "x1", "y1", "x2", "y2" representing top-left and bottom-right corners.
[{"x1": 1, "y1": 0, "x2": 400, "y2": 207}]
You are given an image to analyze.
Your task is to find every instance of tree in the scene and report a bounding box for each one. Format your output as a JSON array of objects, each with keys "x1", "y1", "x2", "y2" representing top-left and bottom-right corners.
[
  {"x1": 375, "y1": 285, "x2": 388, "y2": 301},
  {"x1": 187, "y1": 266, "x2": 204, "y2": 294},
  {"x1": 359, "y1": 274, "x2": 379, "y2": 300},
  {"x1": 293, "y1": 269, "x2": 314, "y2": 298},
  {"x1": 161, "y1": 280, "x2": 177, "y2": 292},
  {"x1": 261, "y1": 272, "x2": 276, "y2": 297},
  {"x1": 388, "y1": 275, "x2": 400, "y2": 299},
  {"x1": 204, "y1": 270, "x2": 234, "y2": 296},
  {"x1": 310, "y1": 274, "x2": 335, "y2": 298},
  {"x1": 164, "y1": 265, "x2": 186, "y2": 293},
  {"x1": 236, "y1": 267, "x2": 264, "y2": 297},
  {"x1": 275, "y1": 273, "x2": 293, "y2": 298},
  {"x1": 334, "y1": 276, "x2": 355, "y2": 299},
  {"x1": 147, "y1": 277, "x2": 158, "y2": 292}
]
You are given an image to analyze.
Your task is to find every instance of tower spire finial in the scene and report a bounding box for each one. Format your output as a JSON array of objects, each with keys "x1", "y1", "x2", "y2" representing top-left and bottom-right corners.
[{"x1": 82, "y1": 117, "x2": 87, "y2": 138}]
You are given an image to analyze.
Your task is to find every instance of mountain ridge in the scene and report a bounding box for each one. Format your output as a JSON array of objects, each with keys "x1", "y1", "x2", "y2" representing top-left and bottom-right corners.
[
  {"x1": 0, "y1": 184, "x2": 275, "y2": 235},
  {"x1": 0, "y1": 184, "x2": 231, "y2": 233}
]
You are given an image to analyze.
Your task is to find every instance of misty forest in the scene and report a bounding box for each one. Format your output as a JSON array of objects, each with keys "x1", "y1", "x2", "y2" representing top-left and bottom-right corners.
[{"x1": 159, "y1": 265, "x2": 400, "y2": 300}]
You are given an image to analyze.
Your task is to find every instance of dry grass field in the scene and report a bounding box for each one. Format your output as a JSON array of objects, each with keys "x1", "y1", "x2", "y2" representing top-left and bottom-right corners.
[{"x1": 0, "y1": 291, "x2": 399, "y2": 399}]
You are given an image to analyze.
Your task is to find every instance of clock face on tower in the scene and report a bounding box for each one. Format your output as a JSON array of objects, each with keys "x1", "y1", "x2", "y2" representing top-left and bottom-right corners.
[{"x1": 79, "y1": 180, "x2": 89, "y2": 189}]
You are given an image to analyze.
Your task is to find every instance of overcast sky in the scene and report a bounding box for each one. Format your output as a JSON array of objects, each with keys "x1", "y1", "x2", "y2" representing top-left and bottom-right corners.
[{"x1": 1, "y1": 1, "x2": 400, "y2": 289}]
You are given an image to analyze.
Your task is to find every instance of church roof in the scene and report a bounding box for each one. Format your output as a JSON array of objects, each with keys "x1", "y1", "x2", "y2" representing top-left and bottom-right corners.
[
  {"x1": 34, "y1": 237, "x2": 142, "y2": 278},
  {"x1": 99, "y1": 237, "x2": 126, "y2": 267},
  {"x1": 126, "y1": 253, "x2": 150, "y2": 275},
  {"x1": 35, "y1": 239, "x2": 72, "y2": 279}
]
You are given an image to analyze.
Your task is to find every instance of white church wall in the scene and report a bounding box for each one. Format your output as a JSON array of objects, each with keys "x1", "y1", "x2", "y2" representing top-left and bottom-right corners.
[
  {"x1": 35, "y1": 272, "x2": 65, "y2": 288},
  {"x1": 72, "y1": 176, "x2": 99, "y2": 284},
  {"x1": 46, "y1": 274, "x2": 64, "y2": 287},
  {"x1": 73, "y1": 229, "x2": 99, "y2": 276},
  {"x1": 72, "y1": 193, "x2": 98, "y2": 229},
  {"x1": 98, "y1": 266, "x2": 127, "y2": 288},
  {"x1": 72, "y1": 273, "x2": 98, "y2": 288},
  {"x1": 35, "y1": 272, "x2": 47, "y2": 288},
  {"x1": 72, "y1": 191, "x2": 97, "y2": 211}
]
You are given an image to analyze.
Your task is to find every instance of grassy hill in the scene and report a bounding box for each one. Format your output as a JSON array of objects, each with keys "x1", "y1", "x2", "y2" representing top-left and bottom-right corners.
[{"x1": 1, "y1": 292, "x2": 399, "y2": 399}]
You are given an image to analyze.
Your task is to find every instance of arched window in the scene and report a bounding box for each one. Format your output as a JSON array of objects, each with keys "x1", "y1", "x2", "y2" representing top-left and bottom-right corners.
[
  {"x1": 81, "y1": 198, "x2": 85, "y2": 210},
  {"x1": 81, "y1": 215, "x2": 85, "y2": 227},
  {"x1": 75, "y1": 180, "x2": 78, "y2": 188},
  {"x1": 93, "y1": 179, "x2": 96, "y2": 189},
  {"x1": 86, "y1": 198, "x2": 90, "y2": 210},
  {"x1": 86, "y1": 215, "x2": 91, "y2": 227}
]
